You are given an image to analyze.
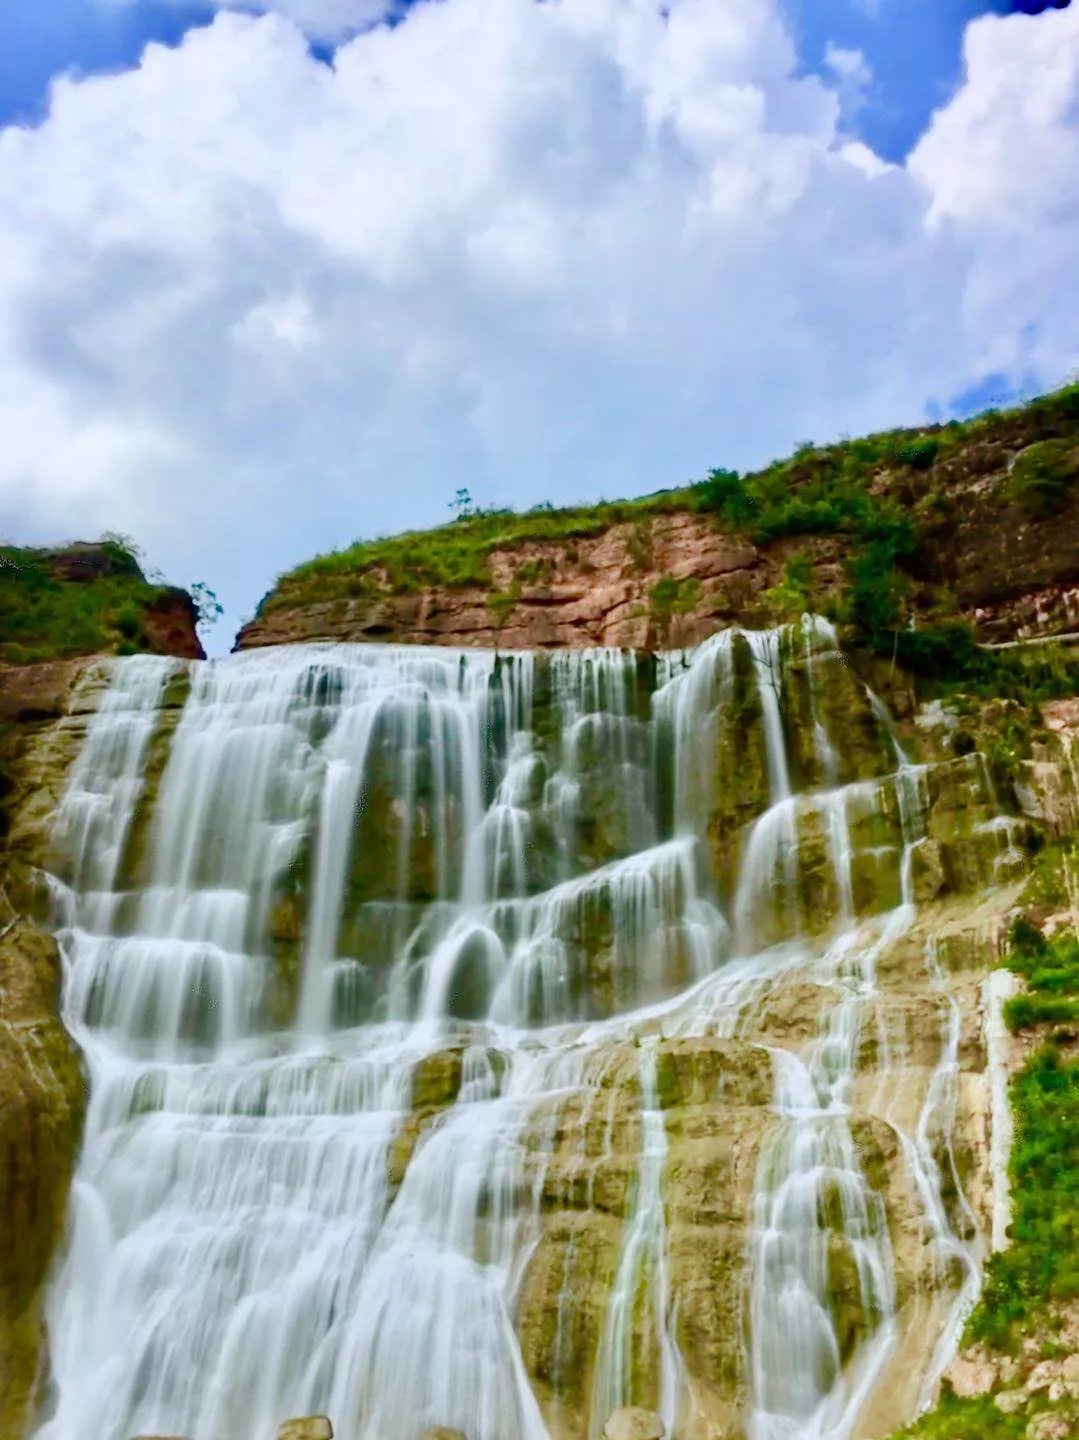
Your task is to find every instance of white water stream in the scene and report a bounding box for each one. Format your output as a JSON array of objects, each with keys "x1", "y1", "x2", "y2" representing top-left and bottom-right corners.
[{"x1": 36, "y1": 621, "x2": 1008, "y2": 1440}]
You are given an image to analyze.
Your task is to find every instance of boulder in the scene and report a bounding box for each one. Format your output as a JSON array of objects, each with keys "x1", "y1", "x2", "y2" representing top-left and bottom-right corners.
[
  {"x1": 945, "y1": 1351, "x2": 997, "y2": 1399},
  {"x1": 1026, "y1": 1415, "x2": 1073, "y2": 1440},
  {"x1": 602, "y1": 1408, "x2": 666, "y2": 1440},
  {"x1": 278, "y1": 1418, "x2": 333, "y2": 1440},
  {"x1": 1062, "y1": 1353, "x2": 1079, "y2": 1384},
  {"x1": 994, "y1": 1389, "x2": 1028, "y2": 1416},
  {"x1": 420, "y1": 1430, "x2": 468, "y2": 1440}
]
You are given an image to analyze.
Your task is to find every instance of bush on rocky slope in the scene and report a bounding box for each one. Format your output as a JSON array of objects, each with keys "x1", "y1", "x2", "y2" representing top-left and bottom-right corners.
[{"x1": 0, "y1": 539, "x2": 202, "y2": 665}]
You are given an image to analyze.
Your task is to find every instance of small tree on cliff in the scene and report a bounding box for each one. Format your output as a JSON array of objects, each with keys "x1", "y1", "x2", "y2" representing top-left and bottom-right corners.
[
  {"x1": 191, "y1": 582, "x2": 223, "y2": 632},
  {"x1": 449, "y1": 487, "x2": 474, "y2": 521}
]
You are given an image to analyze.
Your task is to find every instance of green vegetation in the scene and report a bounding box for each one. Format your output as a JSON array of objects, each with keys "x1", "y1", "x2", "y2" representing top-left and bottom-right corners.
[
  {"x1": 893, "y1": 913, "x2": 1079, "y2": 1438},
  {"x1": 759, "y1": 551, "x2": 815, "y2": 620},
  {"x1": 267, "y1": 491, "x2": 690, "y2": 604},
  {"x1": 1006, "y1": 439, "x2": 1079, "y2": 519},
  {"x1": 190, "y1": 581, "x2": 224, "y2": 632},
  {"x1": 973, "y1": 922, "x2": 1079, "y2": 1347},
  {"x1": 893, "y1": 624, "x2": 1079, "y2": 703},
  {"x1": 648, "y1": 574, "x2": 701, "y2": 641},
  {"x1": 891, "y1": 1391, "x2": 1027, "y2": 1440},
  {"x1": 0, "y1": 539, "x2": 174, "y2": 664},
  {"x1": 486, "y1": 577, "x2": 522, "y2": 631}
]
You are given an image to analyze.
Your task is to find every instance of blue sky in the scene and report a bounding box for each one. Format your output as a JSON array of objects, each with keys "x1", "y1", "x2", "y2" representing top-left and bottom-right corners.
[
  {"x1": 786, "y1": 1, "x2": 1020, "y2": 159},
  {"x1": 0, "y1": 1, "x2": 1031, "y2": 152},
  {"x1": 0, "y1": 0, "x2": 1076, "y2": 647}
]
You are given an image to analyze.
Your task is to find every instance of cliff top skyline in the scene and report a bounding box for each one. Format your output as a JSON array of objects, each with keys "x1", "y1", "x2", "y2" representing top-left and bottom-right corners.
[{"x1": 1, "y1": 0, "x2": 1076, "y2": 650}]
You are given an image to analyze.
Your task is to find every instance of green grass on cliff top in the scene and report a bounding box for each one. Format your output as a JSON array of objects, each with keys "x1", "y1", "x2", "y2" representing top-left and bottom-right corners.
[
  {"x1": 0, "y1": 540, "x2": 172, "y2": 665},
  {"x1": 263, "y1": 379, "x2": 1079, "y2": 613}
]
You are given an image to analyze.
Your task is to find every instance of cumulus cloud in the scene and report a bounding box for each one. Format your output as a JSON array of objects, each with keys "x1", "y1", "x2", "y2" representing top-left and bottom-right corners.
[
  {"x1": 104, "y1": 0, "x2": 398, "y2": 46},
  {"x1": 823, "y1": 43, "x2": 873, "y2": 119},
  {"x1": 3, "y1": 0, "x2": 1078, "y2": 643}
]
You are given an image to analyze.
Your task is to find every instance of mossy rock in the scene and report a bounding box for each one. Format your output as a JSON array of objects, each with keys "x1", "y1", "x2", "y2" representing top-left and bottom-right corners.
[
  {"x1": 655, "y1": 1037, "x2": 772, "y2": 1112},
  {"x1": 1005, "y1": 439, "x2": 1079, "y2": 518},
  {"x1": 516, "y1": 1210, "x2": 622, "y2": 1426},
  {"x1": 704, "y1": 634, "x2": 772, "y2": 893},
  {"x1": 0, "y1": 924, "x2": 86, "y2": 1438}
]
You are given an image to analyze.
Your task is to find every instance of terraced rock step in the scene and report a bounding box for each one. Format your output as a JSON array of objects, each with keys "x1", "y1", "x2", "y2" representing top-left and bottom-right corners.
[{"x1": 1, "y1": 618, "x2": 1076, "y2": 1440}]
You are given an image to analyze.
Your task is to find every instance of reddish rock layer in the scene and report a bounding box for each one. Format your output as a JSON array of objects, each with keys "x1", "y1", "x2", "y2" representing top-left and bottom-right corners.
[
  {"x1": 235, "y1": 515, "x2": 839, "y2": 652},
  {"x1": 236, "y1": 395, "x2": 1079, "y2": 654}
]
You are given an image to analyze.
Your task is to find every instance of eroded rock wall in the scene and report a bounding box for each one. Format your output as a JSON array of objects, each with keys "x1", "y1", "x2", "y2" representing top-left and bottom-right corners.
[
  {"x1": 0, "y1": 582, "x2": 201, "y2": 1438},
  {"x1": 5, "y1": 625, "x2": 1079, "y2": 1440},
  {"x1": 0, "y1": 662, "x2": 102, "y2": 1440}
]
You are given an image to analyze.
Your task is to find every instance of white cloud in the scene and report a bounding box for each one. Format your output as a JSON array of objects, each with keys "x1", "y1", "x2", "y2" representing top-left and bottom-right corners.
[
  {"x1": 823, "y1": 42, "x2": 873, "y2": 119},
  {"x1": 3, "y1": 0, "x2": 1078, "y2": 644},
  {"x1": 103, "y1": 0, "x2": 398, "y2": 46}
]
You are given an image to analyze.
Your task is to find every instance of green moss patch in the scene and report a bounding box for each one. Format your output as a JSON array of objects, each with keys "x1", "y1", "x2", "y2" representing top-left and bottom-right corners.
[
  {"x1": 0, "y1": 540, "x2": 177, "y2": 664},
  {"x1": 891, "y1": 914, "x2": 1079, "y2": 1438}
]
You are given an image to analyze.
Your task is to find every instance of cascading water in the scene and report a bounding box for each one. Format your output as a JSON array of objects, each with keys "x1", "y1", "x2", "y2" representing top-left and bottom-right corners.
[{"x1": 36, "y1": 620, "x2": 1015, "y2": 1440}]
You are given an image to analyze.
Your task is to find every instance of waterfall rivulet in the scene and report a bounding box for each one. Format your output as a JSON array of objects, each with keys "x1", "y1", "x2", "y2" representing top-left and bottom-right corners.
[{"x1": 37, "y1": 621, "x2": 1020, "y2": 1440}]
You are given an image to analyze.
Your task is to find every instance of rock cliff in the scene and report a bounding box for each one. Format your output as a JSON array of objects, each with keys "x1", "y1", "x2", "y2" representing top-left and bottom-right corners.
[
  {"x1": 1, "y1": 541, "x2": 204, "y2": 667},
  {"x1": 0, "y1": 550, "x2": 202, "y2": 1440},
  {"x1": 236, "y1": 384, "x2": 1079, "y2": 654},
  {"x1": 3, "y1": 384, "x2": 1079, "y2": 1440},
  {"x1": 14, "y1": 624, "x2": 1079, "y2": 1440}
]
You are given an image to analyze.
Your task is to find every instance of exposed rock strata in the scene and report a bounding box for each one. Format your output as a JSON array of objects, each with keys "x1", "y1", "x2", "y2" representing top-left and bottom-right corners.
[
  {"x1": 5, "y1": 618, "x2": 1079, "y2": 1440},
  {"x1": 236, "y1": 513, "x2": 782, "y2": 652},
  {"x1": 0, "y1": 558, "x2": 202, "y2": 1439},
  {"x1": 0, "y1": 664, "x2": 101, "y2": 1439},
  {"x1": 237, "y1": 397, "x2": 1079, "y2": 653}
]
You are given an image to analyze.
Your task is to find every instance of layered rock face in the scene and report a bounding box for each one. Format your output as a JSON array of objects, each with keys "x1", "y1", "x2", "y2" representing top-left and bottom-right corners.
[
  {"x1": 0, "y1": 558, "x2": 203, "y2": 1440},
  {"x1": 236, "y1": 514, "x2": 780, "y2": 652},
  {"x1": 0, "y1": 663, "x2": 105, "y2": 1440},
  {"x1": 20, "y1": 620, "x2": 1077, "y2": 1440},
  {"x1": 236, "y1": 391, "x2": 1079, "y2": 654}
]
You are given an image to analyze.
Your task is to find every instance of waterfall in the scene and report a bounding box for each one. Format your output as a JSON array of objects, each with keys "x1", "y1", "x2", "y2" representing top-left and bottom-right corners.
[{"x1": 37, "y1": 623, "x2": 1006, "y2": 1440}]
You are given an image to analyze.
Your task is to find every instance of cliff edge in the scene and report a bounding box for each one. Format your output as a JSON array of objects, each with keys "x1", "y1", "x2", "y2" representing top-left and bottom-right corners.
[
  {"x1": 236, "y1": 383, "x2": 1079, "y2": 657},
  {"x1": 0, "y1": 543, "x2": 202, "y2": 1439}
]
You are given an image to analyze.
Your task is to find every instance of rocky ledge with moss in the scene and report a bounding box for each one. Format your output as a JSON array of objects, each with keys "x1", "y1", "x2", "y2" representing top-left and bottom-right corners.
[
  {"x1": 236, "y1": 382, "x2": 1079, "y2": 657},
  {"x1": 0, "y1": 543, "x2": 201, "y2": 1439}
]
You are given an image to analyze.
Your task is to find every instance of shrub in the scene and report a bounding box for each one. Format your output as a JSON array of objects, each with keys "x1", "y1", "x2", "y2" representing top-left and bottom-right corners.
[
  {"x1": 893, "y1": 435, "x2": 941, "y2": 471},
  {"x1": 1005, "y1": 439, "x2": 1078, "y2": 518},
  {"x1": 966, "y1": 926, "x2": 1079, "y2": 1349},
  {"x1": 0, "y1": 543, "x2": 176, "y2": 663},
  {"x1": 759, "y1": 551, "x2": 814, "y2": 620},
  {"x1": 700, "y1": 468, "x2": 756, "y2": 526}
]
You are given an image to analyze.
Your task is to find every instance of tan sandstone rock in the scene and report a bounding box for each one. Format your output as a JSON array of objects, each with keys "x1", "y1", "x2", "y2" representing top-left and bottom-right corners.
[
  {"x1": 278, "y1": 1417, "x2": 333, "y2": 1440},
  {"x1": 601, "y1": 1408, "x2": 665, "y2": 1440},
  {"x1": 946, "y1": 1350, "x2": 998, "y2": 1399},
  {"x1": 1025, "y1": 1414, "x2": 1074, "y2": 1440},
  {"x1": 995, "y1": 1389, "x2": 1029, "y2": 1416}
]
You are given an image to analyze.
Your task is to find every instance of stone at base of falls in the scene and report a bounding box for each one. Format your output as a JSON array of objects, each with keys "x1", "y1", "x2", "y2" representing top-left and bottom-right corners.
[
  {"x1": 995, "y1": 1389, "x2": 1028, "y2": 1415},
  {"x1": 277, "y1": 1417, "x2": 333, "y2": 1440},
  {"x1": 419, "y1": 1429, "x2": 469, "y2": 1440},
  {"x1": 601, "y1": 1408, "x2": 665, "y2": 1440}
]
